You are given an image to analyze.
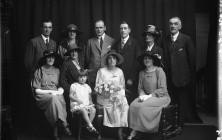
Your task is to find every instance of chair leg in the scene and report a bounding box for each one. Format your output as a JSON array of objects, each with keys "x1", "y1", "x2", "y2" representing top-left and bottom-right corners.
[
  {"x1": 97, "y1": 114, "x2": 103, "y2": 140},
  {"x1": 77, "y1": 114, "x2": 82, "y2": 140},
  {"x1": 162, "y1": 108, "x2": 167, "y2": 140},
  {"x1": 162, "y1": 132, "x2": 167, "y2": 140}
]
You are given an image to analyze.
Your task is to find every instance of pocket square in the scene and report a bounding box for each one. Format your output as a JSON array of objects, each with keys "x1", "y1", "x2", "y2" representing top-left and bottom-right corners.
[
  {"x1": 107, "y1": 45, "x2": 111, "y2": 48},
  {"x1": 178, "y1": 48, "x2": 183, "y2": 51}
]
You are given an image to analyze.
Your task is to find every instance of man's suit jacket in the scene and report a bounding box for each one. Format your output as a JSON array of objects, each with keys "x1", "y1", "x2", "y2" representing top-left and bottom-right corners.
[
  {"x1": 24, "y1": 36, "x2": 57, "y2": 73},
  {"x1": 112, "y1": 37, "x2": 141, "y2": 85},
  {"x1": 85, "y1": 34, "x2": 115, "y2": 70},
  {"x1": 163, "y1": 32, "x2": 195, "y2": 87}
]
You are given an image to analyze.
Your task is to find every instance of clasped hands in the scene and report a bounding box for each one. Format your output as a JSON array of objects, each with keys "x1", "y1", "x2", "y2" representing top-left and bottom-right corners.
[{"x1": 138, "y1": 94, "x2": 152, "y2": 102}]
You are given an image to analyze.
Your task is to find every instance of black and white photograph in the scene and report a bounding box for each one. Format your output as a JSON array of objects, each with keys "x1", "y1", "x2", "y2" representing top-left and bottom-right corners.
[{"x1": 1, "y1": 0, "x2": 220, "y2": 140}]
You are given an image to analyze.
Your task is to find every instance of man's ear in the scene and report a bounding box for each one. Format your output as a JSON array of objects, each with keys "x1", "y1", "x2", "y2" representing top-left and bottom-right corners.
[
  {"x1": 104, "y1": 26, "x2": 106, "y2": 31},
  {"x1": 179, "y1": 24, "x2": 182, "y2": 30}
]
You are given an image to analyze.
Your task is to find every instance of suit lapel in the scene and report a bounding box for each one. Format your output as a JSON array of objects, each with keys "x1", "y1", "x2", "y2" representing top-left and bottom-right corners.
[
  {"x1": 151, "y1": 44, "x2": 157, "y2": 52},
  {"x1": 121, "y1": 37, "x2": 132, "y2": 51},
  {"x1": 93, "y1": 37, "x2": 101, "y2": 51},
  {"x1": 101, "y1": 34, "x2": 111, "y2": 55},
  {"x1": 38, "y1": 36, "x2": 48, "y2": 50}
]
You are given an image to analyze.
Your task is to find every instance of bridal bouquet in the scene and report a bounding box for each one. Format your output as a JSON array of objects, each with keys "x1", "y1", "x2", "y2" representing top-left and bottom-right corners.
[{"x1": 94, "y1": 82, "x2": 121, "y2": 100}]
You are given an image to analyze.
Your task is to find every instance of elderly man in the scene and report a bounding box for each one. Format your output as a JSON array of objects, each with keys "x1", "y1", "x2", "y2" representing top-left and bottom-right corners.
[
  {"x1": 162, "y1": 17, "x2": 202, "y2": 125},
  {"x1": 24, "y1": 19, "x2": 57, "y2": 74},
  {"x1": 85, "y1": 20, "x2": 115, "y2": 87},
  {"x1": 112, "y1": 21, "x2": 141, "y2": 104}
]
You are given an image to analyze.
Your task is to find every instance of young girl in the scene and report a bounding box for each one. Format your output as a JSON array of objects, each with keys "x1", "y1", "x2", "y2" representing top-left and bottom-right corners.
[{"x1": 69, "y1": 69, "x2": 98, "y2": 134}]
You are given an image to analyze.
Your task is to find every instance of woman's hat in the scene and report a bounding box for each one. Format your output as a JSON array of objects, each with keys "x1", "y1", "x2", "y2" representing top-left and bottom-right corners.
[
  {"x1": 137, "y1": 51, "x2": 161, "y2": 67},
  {"x1": 78, "y1": 69, "x2": 89, "y2": 77},
  {"x1": 38, "y1": 50, "x2": 61, "y2": 66},
  {"x1": 142, "y1": 25, "x2": 160, "y2": 38},
  {"x1": 66, "y1": 24, "x2": 82, "y2": 34},
  {"x1": 103, "y1": 50, "x2": 124, "y2": 65},
  {"x1": 64, "y1": 45, "x2": 82, "y2": 56}
]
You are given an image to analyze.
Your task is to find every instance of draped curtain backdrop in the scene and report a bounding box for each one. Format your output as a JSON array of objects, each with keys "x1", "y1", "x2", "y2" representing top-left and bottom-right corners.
[{"x1": 8, "y1": 0, "x2": 196, "y2": 129}]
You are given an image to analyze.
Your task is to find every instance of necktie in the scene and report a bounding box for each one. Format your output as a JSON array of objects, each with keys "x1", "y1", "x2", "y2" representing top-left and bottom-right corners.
[
  {"x1": 46, "y1": 38, "x2": 49, "y2": 47},
  {"x1": 121, "y1": 40, "x2": 125, "y2": 49},
  {"x1": 171, "y1": 36, "x2": 175, "y2": 43},
  {"x1": 99, "y1": 37, "x2": 103, "y2": 50}
]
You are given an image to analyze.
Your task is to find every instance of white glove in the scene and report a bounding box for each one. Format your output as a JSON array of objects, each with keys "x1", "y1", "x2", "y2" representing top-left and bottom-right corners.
[{"x1": 139, "y1": 94, "x2": 152, "y2": 102}]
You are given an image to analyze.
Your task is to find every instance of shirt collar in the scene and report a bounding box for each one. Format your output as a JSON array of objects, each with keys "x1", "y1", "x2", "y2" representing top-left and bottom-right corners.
[
  {"x1": 98, "y1": 33, "x2": 105, "y2": 40},
  {"x1": 146, "y1": 43, "x2": 154, "y2": 51},
  {"x1": 121, "y1": 35, "x2": 129, "y2": 44},
  {"x1": 171, "y1": 31, "x2": 179, "y2": 41},
  {"x1": 41, "y1": 34, "x2": 49, "y2": 42}
]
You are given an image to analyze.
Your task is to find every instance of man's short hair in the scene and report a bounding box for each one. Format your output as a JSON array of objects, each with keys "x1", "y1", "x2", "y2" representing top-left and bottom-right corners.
[
  {"x1": 41, "y1": 19, "x2": 53, "y2": 27},
  {"x1": 169, "y1": 17, "x2": 182, "y2": 26},
  {"x1": 120, "y1": 21, "x2": 131, "y2": 29},
  {"x1": 94, "y1": 19, "x2": 105, "y2": 27}
]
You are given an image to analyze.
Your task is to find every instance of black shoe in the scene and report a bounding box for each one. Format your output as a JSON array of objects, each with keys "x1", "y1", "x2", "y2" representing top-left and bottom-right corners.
[
  {"x1": 131, "y1": 133, "x2": 143, "y2": 140},
  {"x1": 64, "y1": 126, "x2": 72, "y2": 136},
  {"x1": 56, "y1": 120, "x2": 72, "y2": 136},
  {"x1": 86, "y1": 126, "x2": 99, "y2": 136}
]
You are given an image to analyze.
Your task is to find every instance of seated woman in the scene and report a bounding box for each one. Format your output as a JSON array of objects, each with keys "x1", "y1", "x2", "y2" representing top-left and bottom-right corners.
[
  {"x1": 128, "y1": 52, "x2": 171, "y2": 140},
  {"x1": 95, "y1": 50, "x2": 129, "y2": 140},
  {"x1": 32, "y1": 50, "x2": 71, "y2": 140}
]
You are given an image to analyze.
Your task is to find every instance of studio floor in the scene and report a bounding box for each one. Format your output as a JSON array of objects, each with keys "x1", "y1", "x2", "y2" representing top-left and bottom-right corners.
[{"x1": 2, "y1": 107, "x2": 218, "y2": 140}]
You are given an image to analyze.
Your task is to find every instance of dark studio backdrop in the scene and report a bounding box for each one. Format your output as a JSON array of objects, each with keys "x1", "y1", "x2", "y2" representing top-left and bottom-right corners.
[{"x1": 1, "y1": 0, "x2": 218, "y2": 136}]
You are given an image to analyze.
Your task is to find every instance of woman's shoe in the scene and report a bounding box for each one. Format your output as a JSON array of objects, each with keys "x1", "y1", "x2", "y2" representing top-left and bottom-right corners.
[
  {"x1": 56, "y1": 120, "x2": 72, "y2": 136},
  {"x1": 63, "y1": 126, "x2": 72, "y2": 136},
  {"x1": 127, "y1": 130, "x2": 137, "y2": 140},
  {"x1": 86, "y1": 125, "x2": 99, "y2": 135}
]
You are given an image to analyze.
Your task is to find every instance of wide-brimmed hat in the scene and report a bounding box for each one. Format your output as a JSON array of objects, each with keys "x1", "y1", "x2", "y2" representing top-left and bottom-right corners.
[
  {"x1": 66, "y1": 24, "x2": 82, "y2": 34},
  {"x1": 103, "y1": 50, "x2": 124, "y2": 65},
  {"x1": 38, "y1": 50, "x2": 61, "y2": 67},
  {"x1": 64, "y1": 45, "x2": 82, "y2": 56},
  {"x1": 137, "y1": 51, "x2": 161, "y2": 67},
  {"x1": 142, "y1": 25, "x2": 160, "y2": 38}
]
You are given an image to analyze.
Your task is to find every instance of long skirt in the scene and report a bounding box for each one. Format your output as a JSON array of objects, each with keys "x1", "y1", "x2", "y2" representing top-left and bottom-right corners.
[
  {"x1": 129, "y1": 96, "x2": 170, "y2": 132},
  {"x1": 97, "y1": 92, "x2": 129, "y2": 127},
  {"x1": 35, "y1": 94, "x2": 67, "y2": 126}
]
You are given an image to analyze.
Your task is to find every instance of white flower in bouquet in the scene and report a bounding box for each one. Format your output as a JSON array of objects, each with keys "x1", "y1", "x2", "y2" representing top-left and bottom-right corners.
[
  {"x1": 95, "y1": 82, "x2": 121, "y2": 100},
  {"x1": 104, "y1": 83, "x2": 108, "y2": 89},
  {"x1": 104, "y1": 87, "x2": 109, "y2": 92},
  {"x1": 110, "y1": 89, "x2": 114, "y2": 94}
]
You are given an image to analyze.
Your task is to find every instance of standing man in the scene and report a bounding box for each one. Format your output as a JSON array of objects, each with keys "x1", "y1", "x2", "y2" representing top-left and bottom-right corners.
[
  {"x1": 85, "y1": 20, "x2": 115, "y2": 87},
  {"x1": 112, "y1": 21, "x2": 141, "y2": 104},
  {"x1": 163, "y1": 17, "x2": 202, "y2": 125},
  {"x1": 24, "y1": 19, "x2": 57, "y2": 75},
  {"x1": 24, "y1": 19, "x2": 57, "y2": 134}
]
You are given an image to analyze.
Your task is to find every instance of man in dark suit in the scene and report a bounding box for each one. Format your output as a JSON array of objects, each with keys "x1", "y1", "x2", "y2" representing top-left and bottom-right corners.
[
  {"x1": 163, "y1": 17, "x2": 202, "y2": 125},
  {"x1": 112, "y1": 21, "x2": 141, "y2": 104},
  {"x1": 24, "y1": 19, "x2": 57, "y2": 74},
  {"x1": 85, "y1": 20, "x2": 115, "y2": 87}
]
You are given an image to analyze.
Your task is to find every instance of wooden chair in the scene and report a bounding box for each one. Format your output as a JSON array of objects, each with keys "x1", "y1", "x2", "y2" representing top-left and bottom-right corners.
[
  {"x1": 95, "y1": 104, "x2": 104, "y2": 140},
  {"x1": 71, "y1": 111, "x2": 83, "y2": 140},
  {"x1": 159, "y1": 104, "x2": 182, "y2": 140}
]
